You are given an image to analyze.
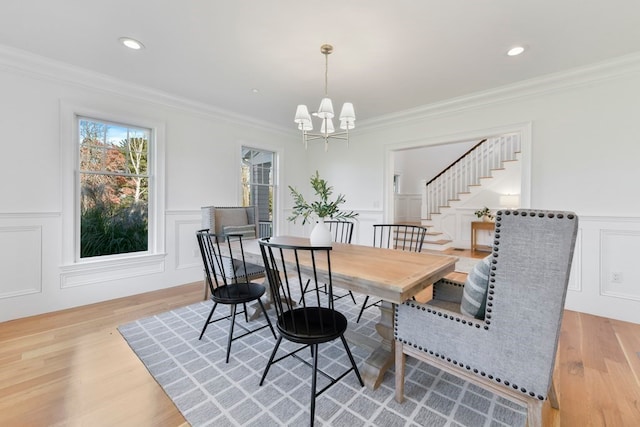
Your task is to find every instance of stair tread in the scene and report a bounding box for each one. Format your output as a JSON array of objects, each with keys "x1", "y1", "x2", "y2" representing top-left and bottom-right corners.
[{"x1": 424, "y1": 239, "x2": 452, "y2": 245}]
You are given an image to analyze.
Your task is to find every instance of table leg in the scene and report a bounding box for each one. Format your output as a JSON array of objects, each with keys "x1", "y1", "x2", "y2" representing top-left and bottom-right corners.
[
  {"x1": 246, "y1": 276, "x2": 297, "y2": 321},
  {"x1": 247, "y1": 276, "x2": 272, "y2": 321},
  {"x1": 359, "y1": 300, "x2": 395, "y2": 390}
]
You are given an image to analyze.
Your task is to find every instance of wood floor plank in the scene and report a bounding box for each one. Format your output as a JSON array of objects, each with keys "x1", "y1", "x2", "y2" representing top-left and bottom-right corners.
[
  {"x1": 613, "y1": 319, "x2": 640, "y2": 388},
  {"x1": 0, "y1": 282, "x2": 202, "y2": 427},
  {"x1": 1, "y1": 281, "x2": 639, "y2": 426},
  {"x1": 556, "y1": 311, "x2": 592, "y2": 426}
]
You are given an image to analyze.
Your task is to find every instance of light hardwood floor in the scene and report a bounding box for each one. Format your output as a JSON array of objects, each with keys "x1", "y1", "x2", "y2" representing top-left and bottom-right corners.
[{"x1": 1, "y1": 281, "x2": 639, "y2": 426}]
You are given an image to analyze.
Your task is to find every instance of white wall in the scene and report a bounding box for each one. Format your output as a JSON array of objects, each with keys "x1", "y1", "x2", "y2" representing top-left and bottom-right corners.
[
  {"x1": 394, "y1": 140, "x2": 477, "y2": 194},
  {"x1": 0, "y1": 49, "x2": 305, "y2": 322},
  {"x1": 310, "y1": 55, "x2": 640, "y2": 324},
  {"x1": 3, "y1": 47, "x2": 640, "y2": 325}
]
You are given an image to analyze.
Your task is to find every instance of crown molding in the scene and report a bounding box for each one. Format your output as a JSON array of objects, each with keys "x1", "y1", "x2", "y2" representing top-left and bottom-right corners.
[
  {"x1": 3, "y1": 43, "x2": 639, "y2": 139},
  {"x1": 358, "y1": 52, "x2": 640, "y2": 133},
  {"x1": 0, "y1": 44, "x2": 293, "y2": 137}
]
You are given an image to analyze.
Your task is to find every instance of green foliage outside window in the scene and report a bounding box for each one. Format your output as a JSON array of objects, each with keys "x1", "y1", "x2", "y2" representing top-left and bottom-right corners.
[{"x1": 79, "y1": 118, "x2": 150, "y2": 258}]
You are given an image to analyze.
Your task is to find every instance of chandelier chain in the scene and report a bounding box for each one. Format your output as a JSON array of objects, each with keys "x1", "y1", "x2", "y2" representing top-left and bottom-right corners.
[{"x1": 324, "y1": 51, "x2": 329, "y2": 96}]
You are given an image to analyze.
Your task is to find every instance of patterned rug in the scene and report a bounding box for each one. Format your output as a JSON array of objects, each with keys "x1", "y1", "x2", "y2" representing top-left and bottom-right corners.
[
  {"x1": 453, "y1": 256, "x2": 480, "y2": 274},
  {"x1": 118, "y1": 288, "x2": 526, "y2": 427}
]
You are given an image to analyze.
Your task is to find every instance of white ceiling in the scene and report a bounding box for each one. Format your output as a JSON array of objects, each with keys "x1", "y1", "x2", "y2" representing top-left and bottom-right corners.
[{"x1": 2, "y1": 1, "x2": 640, "y2": 129}]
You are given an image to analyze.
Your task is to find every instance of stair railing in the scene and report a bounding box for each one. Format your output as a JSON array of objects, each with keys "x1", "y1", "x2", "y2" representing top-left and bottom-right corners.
[{"x1": 423, "y1": 134, "x2": 520, "y2": 219}]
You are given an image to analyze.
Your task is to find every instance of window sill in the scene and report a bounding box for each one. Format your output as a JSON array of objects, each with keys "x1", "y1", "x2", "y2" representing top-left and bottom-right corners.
[{"x1": 60, "y1": 253, "x2": 167, "y2": 288}]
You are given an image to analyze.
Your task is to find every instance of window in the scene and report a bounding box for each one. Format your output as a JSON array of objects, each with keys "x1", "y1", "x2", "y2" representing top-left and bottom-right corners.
[
  {"x1": 60, "y1": 101, "x2": 165, "y2": 286},
  {"x1": 78, "y1": 117, "x2": 150, "y2": 258},
  {"x1": 241, "y1": 147, "x2": 275, "y2": 238}
]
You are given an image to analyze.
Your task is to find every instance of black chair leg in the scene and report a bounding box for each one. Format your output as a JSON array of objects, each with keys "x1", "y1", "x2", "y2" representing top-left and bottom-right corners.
[
  {"x1": 260, "y1": 335, "x2": 283, "y2": 385},
  {"x1": 310, "y1": 343, "x2": 319, "y2": 427},
  {"x1": 225, "y1": 304, "x2": 238, "y2": 363},
  {"x1": 299, "y1": 279, "x2": 321, "y2": 303},
  {"x1": 243, "y1": 302, "x2": 249, "y2": 323},
  {"x1": 257, "y1": 298, "x2": 277, "y2": 339},
  {"x1": 356, "y1": 296, "x2": 369, "y2": 323},
  {"x1": 340, "y1": 335, "x2": 364, "y2": 386},
  {"x1": 348, "y1": 291, "x2": 357, "y2": 305},
  {"x1": 357, "y1": 296, "x2": 382, "y2": 323},
  {"x1": 199, "y1": 302, "x2": 218, "y2": 340}
]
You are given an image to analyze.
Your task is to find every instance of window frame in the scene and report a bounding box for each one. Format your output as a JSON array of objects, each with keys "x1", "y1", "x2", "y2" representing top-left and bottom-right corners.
[
  {"x1": 241, "y1": 145, "x2": 278, "y2": 238},
  {"x1": 77, "y1": 116, "x2": 153, "y2": 259},
  {"x1": 60, "y1": 101, "x2": 166, "y2": 285}
]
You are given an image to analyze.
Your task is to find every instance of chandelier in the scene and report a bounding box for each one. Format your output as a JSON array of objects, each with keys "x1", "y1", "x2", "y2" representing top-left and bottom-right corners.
[{"x1": 294, "y1": 44, "x2": 355, "y2": 151}]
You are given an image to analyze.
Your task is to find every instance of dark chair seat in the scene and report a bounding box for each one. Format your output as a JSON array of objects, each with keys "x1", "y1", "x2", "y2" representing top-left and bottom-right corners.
[
  {"x1": 211, "y1": 282, "x2": 266, "y2": 305},
  {"x1": 277, "y1": 307, "x2": 348, "y2": 344}
]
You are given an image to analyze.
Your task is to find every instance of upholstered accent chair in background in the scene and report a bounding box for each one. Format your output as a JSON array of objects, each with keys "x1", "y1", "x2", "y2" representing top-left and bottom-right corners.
[
  {"x1": 201, "y1": 205, "x2": 259, "y2": 241},
  {"x1": 395, "y1": 210, "x2": 578, "y2": 427}
]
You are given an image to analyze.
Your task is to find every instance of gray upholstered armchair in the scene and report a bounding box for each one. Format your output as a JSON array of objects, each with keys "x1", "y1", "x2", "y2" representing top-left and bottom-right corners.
[
  {"x1": 201, "y1": 205, "x2": 259, "y2": 241},
  {"x1": 395, "y1": 209, "x2": 578, "y2": 426}
]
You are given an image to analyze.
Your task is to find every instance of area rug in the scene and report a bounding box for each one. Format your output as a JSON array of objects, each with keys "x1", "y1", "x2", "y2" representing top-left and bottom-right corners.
[
  {"x1": 452, "y1": 256, "x2": 478, "y2": 274},
  {"x1": 119, "y1": 292, "x2": 526, "y2": 426}
]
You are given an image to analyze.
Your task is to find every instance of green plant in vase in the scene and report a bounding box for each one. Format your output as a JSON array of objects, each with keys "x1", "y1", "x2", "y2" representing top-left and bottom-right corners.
[
  {"x1": 474, "y1": 206, "x2": 495, "y2": 222},
  {"x1": 288, "y1": 171, "x2": 358, "y2": 245}
]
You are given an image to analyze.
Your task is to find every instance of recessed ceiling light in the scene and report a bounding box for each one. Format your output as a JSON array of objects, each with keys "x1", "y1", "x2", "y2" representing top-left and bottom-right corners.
[
  {"x1": 251, "y1": 88, "x2": 260, "y2": 94},
  {"x1": 119, "y1": 37, "x2": 144, "y2": 50},
  {"x1": 507, "y1": 46, "x2": 525, "y2": 56}
]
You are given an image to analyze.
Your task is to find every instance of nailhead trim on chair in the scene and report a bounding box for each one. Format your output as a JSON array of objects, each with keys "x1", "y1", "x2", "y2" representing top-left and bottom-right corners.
[
  {"x1": 395, "y1": 209, "x2": 577, "y2": 402},
  {"x1": 431, "y1": 279, "x2": 463, "y2": 300}
]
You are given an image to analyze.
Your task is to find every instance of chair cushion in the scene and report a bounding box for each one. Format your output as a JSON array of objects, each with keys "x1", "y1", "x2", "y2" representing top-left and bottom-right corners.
[
  {"x1": 460, "y1": 255, "x2": 491, "y2": 319},
  {"x1": 215, "y1": 208, "x2": 248, "y2": 232},
  {"x1": 223, "y1": 224, "x2": 256, "y2": 239}
]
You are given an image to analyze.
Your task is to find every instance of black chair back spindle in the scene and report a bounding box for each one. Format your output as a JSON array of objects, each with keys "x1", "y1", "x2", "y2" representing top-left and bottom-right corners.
[{"x1": 325, "y1": 219, "x2": 355, "y2": 244}]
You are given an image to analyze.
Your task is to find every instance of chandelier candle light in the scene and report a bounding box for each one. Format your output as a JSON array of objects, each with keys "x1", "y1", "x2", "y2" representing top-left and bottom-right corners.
[{"x1": 294, "y1": 44, "x2": 355, "y2": 151}]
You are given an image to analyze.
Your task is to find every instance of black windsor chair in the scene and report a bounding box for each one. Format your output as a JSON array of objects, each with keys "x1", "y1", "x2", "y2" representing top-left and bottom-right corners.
[
  {"x1": 259, "y1": 238, "x2": 364, "y2": 427},
  {"x1": 196, "y1": 230, "x2": 276, "y2": 363}
]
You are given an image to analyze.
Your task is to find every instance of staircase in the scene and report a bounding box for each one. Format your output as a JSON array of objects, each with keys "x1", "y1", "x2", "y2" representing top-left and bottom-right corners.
[{"x1": 420, "y1": 134, "x2": 521, "y2": 250}]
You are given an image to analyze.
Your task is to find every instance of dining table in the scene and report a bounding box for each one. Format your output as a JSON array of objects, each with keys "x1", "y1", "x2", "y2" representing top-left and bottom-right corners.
[{"x1": 232, "y1": 235, "x2": 457, "y2": 390}]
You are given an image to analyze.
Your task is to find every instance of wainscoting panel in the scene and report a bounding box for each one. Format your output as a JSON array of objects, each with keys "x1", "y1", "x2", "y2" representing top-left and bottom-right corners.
[
  {"x1": 599, "y1": 229, "x2": 640, "y2": 301},
  {"x1": 0, "y1": 226, "x2": 42, "y2": 299},
  {"x1": 564, "y1": 216, "x2": 640, "y2": 324},
  {"x1": 174, "y1": 219, "x2": 202, "y2": 270},
  {"x1": 394, "y1": 194, "x2": 422, "y2": 223},
  {"x1": 567, "y1": 228, "x2": 582, "y2": 292}
]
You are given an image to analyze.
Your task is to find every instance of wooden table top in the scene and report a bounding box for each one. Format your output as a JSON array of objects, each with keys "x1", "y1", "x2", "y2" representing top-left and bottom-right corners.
[{"x1": 241, "y1": 236, "x2": 457, "y2": 304}]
